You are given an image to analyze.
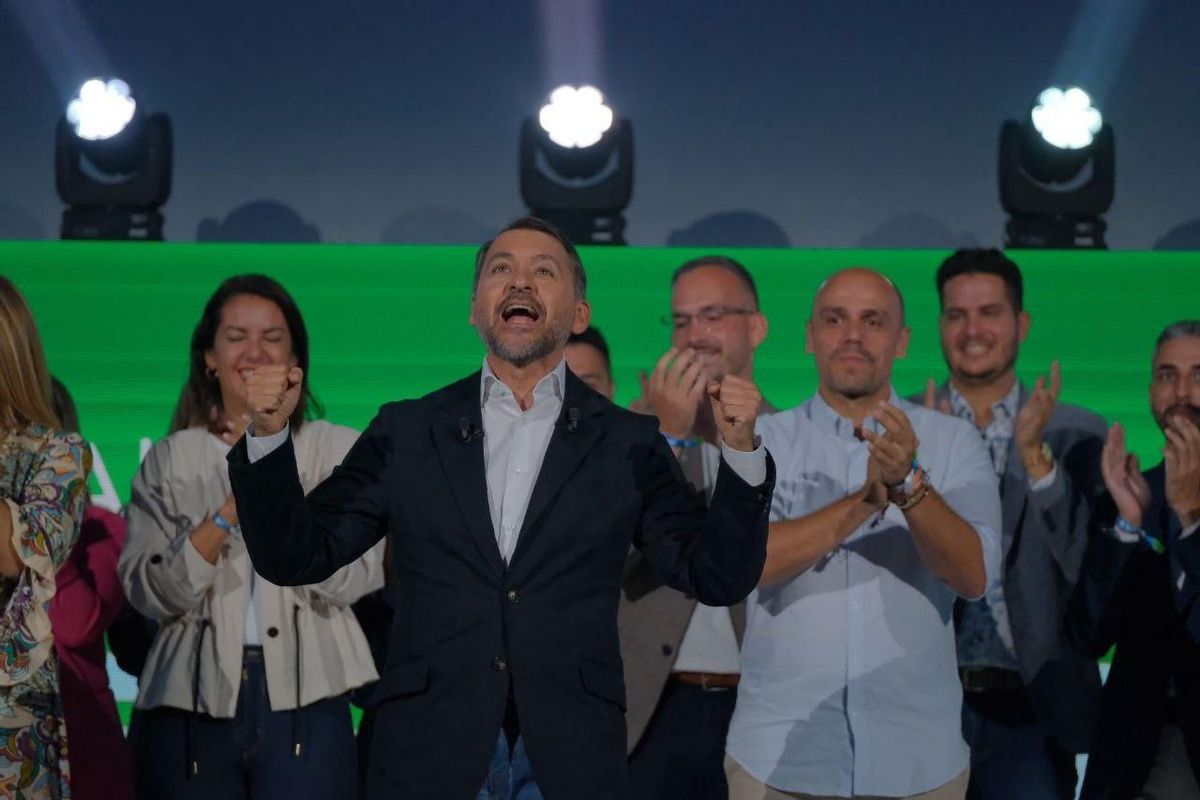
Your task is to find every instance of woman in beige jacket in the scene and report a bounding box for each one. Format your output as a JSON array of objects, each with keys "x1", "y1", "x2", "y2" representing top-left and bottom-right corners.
[{"x1": 118, "y1": 274, "x2": 383, "y2": 800}]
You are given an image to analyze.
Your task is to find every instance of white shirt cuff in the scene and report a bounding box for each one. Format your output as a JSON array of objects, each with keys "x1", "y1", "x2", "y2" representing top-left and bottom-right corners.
[
  {"x1": 1181, "y1": 520, "x2": 1200, "y2": 540},
  {"x1": 720, "y1": 439, "x2": 767, "y2": 487},
  {"x1": 246, "y1": 423, "x2": 291, "y2": 464},
  {"x1": 1027, "y1": 462, "x2": 1058, "y2": 492}
]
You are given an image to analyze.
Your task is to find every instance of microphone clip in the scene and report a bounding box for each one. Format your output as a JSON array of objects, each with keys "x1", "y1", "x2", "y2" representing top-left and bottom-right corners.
[{"x1": 458, "y1": 417, "x2": 484, "y2": 444}]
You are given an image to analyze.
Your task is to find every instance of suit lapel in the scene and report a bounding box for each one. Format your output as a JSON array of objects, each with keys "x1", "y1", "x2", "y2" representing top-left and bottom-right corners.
[
  {"x1": 430, "y1": 374, "x2": 506, "y2": 578},
  {"x1": 998, "y1": 383, "x2": 1031, "y2": 561},
  {"x1": 509, "y1": 373, "x2": 607, "y2": 569}
]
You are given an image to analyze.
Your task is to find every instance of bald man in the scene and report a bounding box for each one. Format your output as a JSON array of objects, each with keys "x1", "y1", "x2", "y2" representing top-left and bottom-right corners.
[{"x1": 724, "y1": 269, "x2": 1002, "y2": 800}]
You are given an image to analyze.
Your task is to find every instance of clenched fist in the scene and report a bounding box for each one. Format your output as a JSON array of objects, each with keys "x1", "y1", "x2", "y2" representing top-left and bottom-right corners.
[
  {"x1": 707, "y1": 375, "x2": 762, "y2": 452},
  {"x1": 246, "y1": 365, "x2": 303, "y2": 437}
]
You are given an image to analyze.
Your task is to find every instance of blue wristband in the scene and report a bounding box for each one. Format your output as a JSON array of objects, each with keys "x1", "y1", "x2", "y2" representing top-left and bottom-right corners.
[
  {"x1": 212, "y1": 512, "x2": 235, "y2": 533},
  {"x1": 662, "y1": 433, "x2": 699, "y2": 449},
  {"x1": 1115, "y1": 515, "x2": 1165, "y2": 555}
]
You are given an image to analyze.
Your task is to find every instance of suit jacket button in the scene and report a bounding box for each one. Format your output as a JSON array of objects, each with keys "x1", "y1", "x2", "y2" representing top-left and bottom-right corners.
[
  {"x1": 267, "y1": 627, "x2": 280, "y2": 638},
  {"x1": 661, "y1": 644, "x2": 673, "y2": 656},
  {"x1": 493, "y1": 656, "x2": 508, "y2": 672},
  {"x1": 506, "y1": 589, "x2": 521, "y2": 604}
]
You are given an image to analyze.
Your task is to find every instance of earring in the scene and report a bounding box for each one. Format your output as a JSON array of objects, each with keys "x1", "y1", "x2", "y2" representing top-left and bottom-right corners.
[{"x1": 205, "y1": 366, "x2": 218, "y2": 380}]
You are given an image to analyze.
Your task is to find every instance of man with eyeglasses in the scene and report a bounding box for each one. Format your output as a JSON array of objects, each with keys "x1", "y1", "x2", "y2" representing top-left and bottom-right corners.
[{"x1": 622, "y1": 255, "x2": 774, "y2": 800}]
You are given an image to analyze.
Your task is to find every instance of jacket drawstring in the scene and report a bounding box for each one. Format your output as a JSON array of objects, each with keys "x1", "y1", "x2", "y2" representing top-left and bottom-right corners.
[
  {"x1": 292, "y1": 603, "x2": 303, "y2": 758},
  {"x1": 186, "y1": 618, "x2": 213, "y2": 778}
]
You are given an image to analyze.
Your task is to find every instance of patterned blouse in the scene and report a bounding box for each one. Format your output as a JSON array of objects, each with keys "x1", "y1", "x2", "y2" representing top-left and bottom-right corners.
[{"x1": 0, "y1": 424, "x2": 91, "y2": 800}]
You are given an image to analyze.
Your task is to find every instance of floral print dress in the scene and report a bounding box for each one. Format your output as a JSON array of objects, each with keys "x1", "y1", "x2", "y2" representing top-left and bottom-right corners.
[{"x1": 0, "y1": 425, "x2": 90, "y2": 800}]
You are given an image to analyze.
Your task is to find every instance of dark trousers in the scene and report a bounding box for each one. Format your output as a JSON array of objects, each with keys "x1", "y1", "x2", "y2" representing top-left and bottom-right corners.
[
  {"x1": 961, "y1": 688, "x2": 1076, "y2": 800},
  {"x1": 129, "y1": 648, "x2": 358, "y2": 800},
  {"x1": 628, "y1": 679, "x2": 737, "y2": 800}
]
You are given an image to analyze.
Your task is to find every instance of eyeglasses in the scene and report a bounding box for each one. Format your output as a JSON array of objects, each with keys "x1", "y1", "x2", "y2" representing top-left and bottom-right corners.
[{"x1": 661, "y1": 305, "x2": 755, "y2": 330}]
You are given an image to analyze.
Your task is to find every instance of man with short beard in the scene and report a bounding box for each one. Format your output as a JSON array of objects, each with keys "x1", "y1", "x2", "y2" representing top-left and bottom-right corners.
[
  {"x1": 920, "y1": 249, "x2": 1108, "y2": 800},
  {"x1": 224, "y1": 217, "x2": 776, "y2": 800},
  {"x1": 725, "y1": 268, "x2": 1001, "y2": 800},
  {"x1": 1070, "y1": 321, "x2": 1200, "y2": 800},
  {"x1": 622, "y1": 256, "x2": 774, "y2": 800}
]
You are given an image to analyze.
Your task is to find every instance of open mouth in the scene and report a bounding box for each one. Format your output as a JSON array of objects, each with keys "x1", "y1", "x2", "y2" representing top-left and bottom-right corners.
[{"x1": 499, "y1": 298, "x2": 542, "y2": 327}]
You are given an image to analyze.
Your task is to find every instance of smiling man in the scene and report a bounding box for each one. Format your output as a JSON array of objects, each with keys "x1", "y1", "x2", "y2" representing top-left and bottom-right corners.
[
  {"x1": 922, "y1": 249, "x2": 1108, "y2": 800},
  {"x1": 224, "y1": 217, "x2": 775, "y2": 800}
]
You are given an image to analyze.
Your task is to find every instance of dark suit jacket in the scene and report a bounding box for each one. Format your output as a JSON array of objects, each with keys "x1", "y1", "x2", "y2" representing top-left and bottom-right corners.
[
  {"x1": 1069, "y1": 465, "x2": 1200, "y2": 799},
  {"x1": 227, "y1": 370, "x2": 774, "y2": 800},
  {"x1": 618, "y1": 400, "x2": 777, "y2": 753},
  {"x1": 924, "y1": 385, "x2": 1107, "y2": 752}
]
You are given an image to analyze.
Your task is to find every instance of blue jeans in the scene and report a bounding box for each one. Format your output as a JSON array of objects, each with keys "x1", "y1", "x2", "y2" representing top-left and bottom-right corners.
[
  {"x1": 477, "y1": 731, "x2": 544, "y2": 800},
  {"x1": 962, "y1": 695, "x2": 1076, "y2": 800},
  {"x1": 129, "y1": 648, "x2": 358, "y2": 800}
]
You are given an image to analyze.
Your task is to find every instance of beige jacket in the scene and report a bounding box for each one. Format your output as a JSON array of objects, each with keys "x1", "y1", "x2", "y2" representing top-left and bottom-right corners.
[{"x1": 119, "y1": 421, "x2": 383, "y2": 717}]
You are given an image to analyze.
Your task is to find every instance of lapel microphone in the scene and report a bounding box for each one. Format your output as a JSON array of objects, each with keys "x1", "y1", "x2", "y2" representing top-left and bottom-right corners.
[
  {"x1": 458, "y1": 417, "x2": 484, "y2": 444},
  {"x1": 566, "y1": 406, "x2": 581, "y2": 433}
]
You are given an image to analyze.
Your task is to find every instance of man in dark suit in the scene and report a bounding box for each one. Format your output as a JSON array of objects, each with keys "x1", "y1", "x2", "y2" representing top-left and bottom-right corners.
[
  {"x1": 920, "y1": 249, "x2": 1108, "y2": 799},
  {"x1": 226, "y1": 217, "x2": 774, "y2": 800},
  {"x1": 622, "y1": 256, "x2": 773, "y2": 800},
  {"x1": 1070, "y1": 320, "x2": 1200, "y2": 800}
]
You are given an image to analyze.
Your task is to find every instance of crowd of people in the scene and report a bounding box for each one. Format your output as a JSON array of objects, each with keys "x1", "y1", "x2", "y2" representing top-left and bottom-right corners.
[{"x1": 0, "y1": 218, "x2": 1196, "y2": 800}]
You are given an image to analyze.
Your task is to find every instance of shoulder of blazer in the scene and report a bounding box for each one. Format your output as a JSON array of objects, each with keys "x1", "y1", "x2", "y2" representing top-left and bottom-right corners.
[{"x1": 1046, "y1": 401, "x2": 1109, "y2": 439}]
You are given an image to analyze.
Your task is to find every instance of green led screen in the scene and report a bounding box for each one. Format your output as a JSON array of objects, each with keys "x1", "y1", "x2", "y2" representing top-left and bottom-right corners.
[{"x1": 2, "y1": 241, "x2": 1196, "y2": 510}]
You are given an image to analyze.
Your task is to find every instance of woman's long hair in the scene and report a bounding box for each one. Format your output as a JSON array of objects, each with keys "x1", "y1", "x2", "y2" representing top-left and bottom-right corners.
[
  {"x1": 170, "y1": 274, "x2": 322, "y2": 434},
  {"x1": 0, "y1": 277, "x2": 59, "y2": 431}
]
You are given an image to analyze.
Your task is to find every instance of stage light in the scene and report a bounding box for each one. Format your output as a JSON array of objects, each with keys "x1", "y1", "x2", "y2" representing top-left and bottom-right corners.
[
  {"x1": 1030, "y1": 87, "x2": 1102, "y2": 150},
  {"x1": 998, "y1": 85, "x2": 1114, "y2": 249},
  {"x1": 520, "y1": 85, "x2": 633, "y2": 245},
  {"x1": 66, "y1": 79, "x2": 137, "y2": 141},
  {"x1": 538, "y1": 85, "x2": 614, "y2": 148},
  {"x1": 55, "y1": 77, "x2": 173, "y2": 240}
]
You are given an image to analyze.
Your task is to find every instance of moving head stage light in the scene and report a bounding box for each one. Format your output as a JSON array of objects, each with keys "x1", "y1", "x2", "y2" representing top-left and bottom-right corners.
[
  {"x1": 999, "y1": 86, "x2": 1114, "y2": 249},
  {"x1": 520, "y1": 85, "x2": 633, "y2": 245},
  {"x1": 56, "y1": 78, "x2": 173, "y2": 240}
]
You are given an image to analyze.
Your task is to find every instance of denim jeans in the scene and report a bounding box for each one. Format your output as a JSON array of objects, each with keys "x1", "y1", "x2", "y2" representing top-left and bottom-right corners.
[
  {"x1": 129, "y1": 648, "x2": 358, "y2": 800},
  {"x1": 476, "y1": 730, "x2": 544, "y2": 800}
]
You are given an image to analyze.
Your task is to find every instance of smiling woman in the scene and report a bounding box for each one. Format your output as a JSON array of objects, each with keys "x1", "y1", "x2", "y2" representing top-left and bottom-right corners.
[{"x1": 116, "y1": 274, "x2": 384, "y2": 800}]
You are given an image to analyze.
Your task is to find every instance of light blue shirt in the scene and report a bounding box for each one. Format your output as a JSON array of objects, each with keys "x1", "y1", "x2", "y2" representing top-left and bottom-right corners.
[{"x1": 725, "y1": 390, "x2": 1001, "y2": 797}]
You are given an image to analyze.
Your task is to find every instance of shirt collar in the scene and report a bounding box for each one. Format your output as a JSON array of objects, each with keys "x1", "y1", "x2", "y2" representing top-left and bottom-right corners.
[
  {"x1": 948, "y1": 380, "x2": 1020, "y2": 426},
  {"x1": 807, "y1": 387, "x2": 900, "y2": 439},
  {"x1": 480, "y1": 356, "x2": 566, "y2": 409}
]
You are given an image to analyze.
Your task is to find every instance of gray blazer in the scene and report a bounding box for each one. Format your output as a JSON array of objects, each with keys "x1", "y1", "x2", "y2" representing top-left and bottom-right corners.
[
  {"x1": 927, "y1": 383, "x2": 1108, "y2": 753},
  {"x1": 618, "y1": 442, "x2": 747, "y2": 754}
]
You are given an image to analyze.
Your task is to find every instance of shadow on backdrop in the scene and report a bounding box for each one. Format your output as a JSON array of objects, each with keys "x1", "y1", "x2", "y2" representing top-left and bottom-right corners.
[
  {"x1": 666, "y1": 211, "x2": 792, "y2": 248},
  {"x1": 196, "y1": 199, "x2": 321, "y2": 243},
  {"x1": 379, "y1": 207, "x2": 493, "y2": 245},
  {"x1": 0, "y1": 204, "x2": 48, "y2": 240},
  {"x1": 858, "y1": 212, "x2": 980, "y2": 249},
  {"x1": 1152, "y1": 216, "x2": 1200, "y2": 250}
]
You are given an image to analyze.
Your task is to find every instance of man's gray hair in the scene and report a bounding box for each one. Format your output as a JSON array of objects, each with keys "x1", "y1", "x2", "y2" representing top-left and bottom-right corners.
[{"x1": 1156, "y1": 320, "x2": 1200, "y2": 350}]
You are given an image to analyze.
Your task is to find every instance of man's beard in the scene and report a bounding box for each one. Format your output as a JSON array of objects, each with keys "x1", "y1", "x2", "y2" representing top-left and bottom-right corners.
[
  {"x1": 486, "y1": 329, "x2": 557, "y2": 367},
  {"x1": 1157, "y1": 402, "x2": 1200, "y2": 432},
  {"x1": 484, "y1": 316, "x2": 571, "y2": 368}
]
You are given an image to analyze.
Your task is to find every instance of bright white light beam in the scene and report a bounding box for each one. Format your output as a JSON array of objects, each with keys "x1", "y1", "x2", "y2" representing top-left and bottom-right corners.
[
  {"x1": 538, "y1": 85, "x2": 613, "y2": 148},
  {"x1": 66, "y1": 78, "x2": 136, "y2": 141},
  {"x1": 1031, "y1": 86, "x2": 1102, "y2": 150}
]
